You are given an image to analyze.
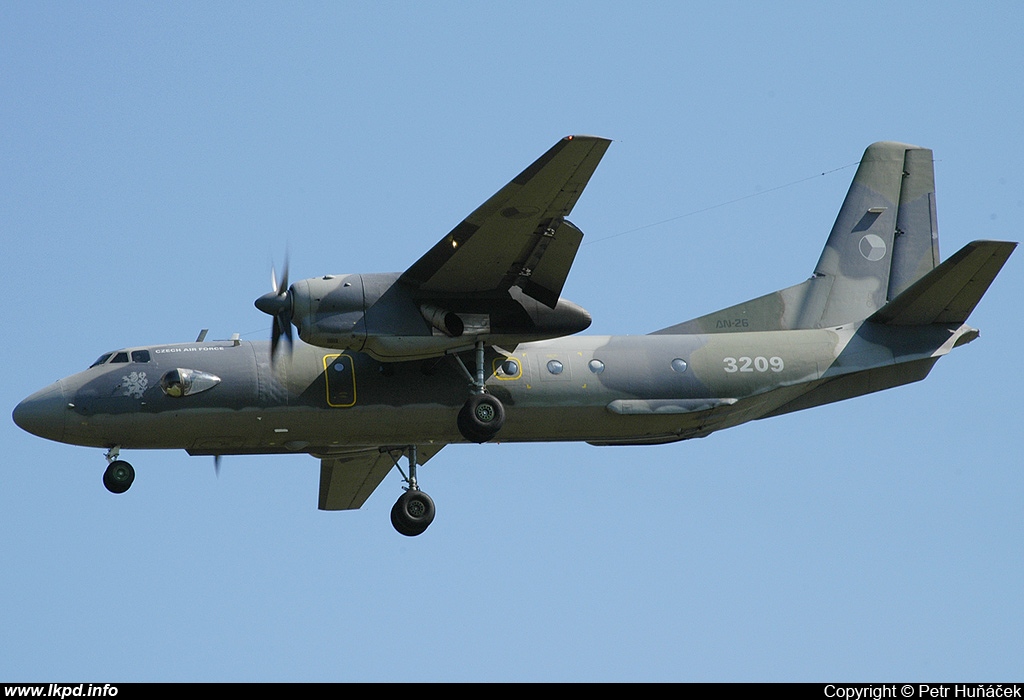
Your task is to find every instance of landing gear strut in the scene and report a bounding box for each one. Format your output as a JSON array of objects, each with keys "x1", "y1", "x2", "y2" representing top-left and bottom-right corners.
[
  {"x1": 454, "y1": 341, "x2": 505, "y2": 443},
  {"x1": 388, "y1": 445, "x2": 435, "y2": 537},
  {"x1": 102, "y1": 446, "x2": 135, "y2": 494}
]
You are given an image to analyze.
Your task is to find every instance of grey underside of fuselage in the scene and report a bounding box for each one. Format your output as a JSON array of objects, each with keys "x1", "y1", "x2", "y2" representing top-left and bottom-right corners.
[{"x1": 54, "y1": 319, "x2": 960, "y2": 455}]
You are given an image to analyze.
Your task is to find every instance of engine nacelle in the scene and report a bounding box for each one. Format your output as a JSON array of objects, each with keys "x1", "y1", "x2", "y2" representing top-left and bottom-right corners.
[
  {"x1": 288, "y1": 272, "x2": 592, "y2": 362},
  {"x1": 290, "y1": 273, "x2": 370, "y2": 352}
]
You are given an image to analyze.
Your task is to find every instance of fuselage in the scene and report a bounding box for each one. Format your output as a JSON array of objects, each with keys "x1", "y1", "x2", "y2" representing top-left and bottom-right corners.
[{"x1": 13, "y1": 320, "x2": 971, "y2": 456}]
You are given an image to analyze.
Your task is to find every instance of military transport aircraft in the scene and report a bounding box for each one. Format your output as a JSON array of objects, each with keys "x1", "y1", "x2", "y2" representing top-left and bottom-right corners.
[{"x1": 13, "y1": 136, "x2": 1017, "y2": 536}]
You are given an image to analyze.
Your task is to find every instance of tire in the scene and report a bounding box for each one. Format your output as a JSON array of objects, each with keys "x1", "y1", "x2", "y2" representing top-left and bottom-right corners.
[
  {"x1": 457, "y1": 393, "x2": 505, "y2": 443},
  {"x1": 390, "y1": 490, "x2": 435, "y2": 537},
  {"x1": 103, "y1": 460, "x2": 135, "y2": 494}
]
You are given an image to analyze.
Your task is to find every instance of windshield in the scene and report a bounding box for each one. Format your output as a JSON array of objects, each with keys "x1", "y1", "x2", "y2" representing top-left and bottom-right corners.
[
  {"x1": 89, "y1": 352, "x2": 113, "y2": 368},
  {"x1": 89, "y1": 349, "x2": 152, "y2": 368}
]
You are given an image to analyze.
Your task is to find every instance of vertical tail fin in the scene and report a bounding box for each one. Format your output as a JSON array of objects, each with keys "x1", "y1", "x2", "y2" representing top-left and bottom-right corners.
[
  {"x1": 812, "y1": 141, "x2": 939, "y2": 327},
  {"x1": 654, "y1": 141, "x2": 941, "y2": 335}
]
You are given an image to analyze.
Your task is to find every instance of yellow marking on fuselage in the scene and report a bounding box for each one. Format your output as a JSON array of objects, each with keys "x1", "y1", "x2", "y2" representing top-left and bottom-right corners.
[{"x1": 323, "y1": 353, "x2": 357, "y2": 408}]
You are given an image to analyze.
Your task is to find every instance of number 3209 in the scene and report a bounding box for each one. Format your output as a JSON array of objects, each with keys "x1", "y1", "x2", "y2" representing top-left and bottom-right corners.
[{"x1": 723, "y1": 356, "x2": 784, "y2": 373}]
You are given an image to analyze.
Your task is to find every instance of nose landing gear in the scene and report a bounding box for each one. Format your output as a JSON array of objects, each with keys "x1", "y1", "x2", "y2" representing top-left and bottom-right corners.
[{"x1": 102, "y1": 446, "x2": 135, "y2": 494}]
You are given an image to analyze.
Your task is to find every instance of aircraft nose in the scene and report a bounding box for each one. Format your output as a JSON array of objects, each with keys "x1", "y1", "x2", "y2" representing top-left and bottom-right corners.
[{"x1": 13, "y1": 381, "x2": 67, "y2": 442}]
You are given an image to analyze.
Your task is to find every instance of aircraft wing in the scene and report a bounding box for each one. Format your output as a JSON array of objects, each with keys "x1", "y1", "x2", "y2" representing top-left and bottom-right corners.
[
  {"x1": 317, "y1": 445, "x2": 444, "y2": 510},
  {"x1": 399, "y1": 135, "x2": 611, "y2": 308}
]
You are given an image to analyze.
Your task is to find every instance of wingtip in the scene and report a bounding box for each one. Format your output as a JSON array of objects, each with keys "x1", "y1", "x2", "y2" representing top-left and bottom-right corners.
[{"x1": 564, "y1": 134, "x2": 612, "y2": 144}]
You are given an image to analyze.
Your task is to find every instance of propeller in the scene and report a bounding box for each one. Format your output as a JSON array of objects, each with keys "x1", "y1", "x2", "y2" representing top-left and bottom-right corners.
[{"x1": 254, "y1": 256, "x2": 294, "y2": 362}]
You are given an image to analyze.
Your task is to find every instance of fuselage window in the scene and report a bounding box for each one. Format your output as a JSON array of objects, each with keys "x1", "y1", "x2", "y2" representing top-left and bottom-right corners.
[
  {"x1": 160, "y1": 368, "x2": 221, "y2": 398},
  {"x1": 671, "y1": 358, "x2": 688, "y2": 373},
  {"x1": 547, "y1": 360, "x2": 564, "y2": 375},
  {"x1": 88, "y1": 352, "x2": 112, "y2": 368},
  {"x1": 588, "y1": 359, "x2": 605, "y2": 374},
  {"x1": 111, "y1": 352, "x2": 129, "y2": 363},
  {"x1": 131, "y1": 350, "x2": 151, "y2": 363},
  {"x1": 500, "y1": 359, "x2": 519, "y2": 377}
]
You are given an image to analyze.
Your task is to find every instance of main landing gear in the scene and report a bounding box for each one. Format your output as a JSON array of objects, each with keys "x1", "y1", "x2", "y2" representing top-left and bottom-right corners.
[
  {"x1": 102, "y1": 446, "x2": 135, "y2": 494},
  {"x1": 388, "y1": 445, "x2": 435, "y2": 537},
  {"x1": 454, "y1": 341, "x2": 505, "y2": 443}
]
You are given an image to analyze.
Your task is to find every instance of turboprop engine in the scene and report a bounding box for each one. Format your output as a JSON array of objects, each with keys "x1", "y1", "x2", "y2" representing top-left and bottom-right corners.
[{"x1": 257, "y1": 270, "x2": 592, "y2": 363}]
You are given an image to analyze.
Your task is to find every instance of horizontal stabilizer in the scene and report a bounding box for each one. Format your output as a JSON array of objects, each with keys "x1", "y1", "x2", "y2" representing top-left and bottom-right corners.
[{"x1": 868, "y1": 240, "x2": 1016, "y2": 325}]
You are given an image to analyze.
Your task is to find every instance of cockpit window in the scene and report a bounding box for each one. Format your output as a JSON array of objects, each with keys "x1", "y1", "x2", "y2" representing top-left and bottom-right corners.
[
  {"x1": 90, "y1": 353, "x2": 113, "y2": 368},
  {"x1": 88, "y1": 349, "x2": 149, "y2": 368}
]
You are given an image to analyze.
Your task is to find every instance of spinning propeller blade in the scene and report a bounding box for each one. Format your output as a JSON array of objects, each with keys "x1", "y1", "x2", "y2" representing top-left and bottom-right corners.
[{"x1": 254, "y1": 255, "x2": 294, "y2": 364}]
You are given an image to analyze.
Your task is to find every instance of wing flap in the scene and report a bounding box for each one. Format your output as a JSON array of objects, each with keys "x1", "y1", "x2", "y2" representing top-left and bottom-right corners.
[
  {"x1": 399, "y1": 136, "x2": 610, "y2": 306},
  {"x1": 505, "y1": 219, "x2": 584, "y2": 308},
  {"x1": 317, "y1": 445, "x2": 444, "y2": 511}
]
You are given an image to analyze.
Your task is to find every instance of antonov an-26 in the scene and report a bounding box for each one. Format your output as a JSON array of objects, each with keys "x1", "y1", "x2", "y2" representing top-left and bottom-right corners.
[{"x1": 13, "y1": 137, "x2": 1016, "y2": 535}]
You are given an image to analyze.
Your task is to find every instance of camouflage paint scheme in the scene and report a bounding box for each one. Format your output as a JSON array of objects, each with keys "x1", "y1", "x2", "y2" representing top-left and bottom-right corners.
[{"x1": 13, "y1": 138, "x2": 1016, "y2": 518}]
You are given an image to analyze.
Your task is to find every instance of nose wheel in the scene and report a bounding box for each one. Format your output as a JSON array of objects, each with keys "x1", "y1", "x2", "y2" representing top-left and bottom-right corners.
[
  {"x1": 102, "y1": 446, "x2": 135, "y2": 494},
  {"x1": 453, "y1": 341, "x2": 506, "y2": 443}
]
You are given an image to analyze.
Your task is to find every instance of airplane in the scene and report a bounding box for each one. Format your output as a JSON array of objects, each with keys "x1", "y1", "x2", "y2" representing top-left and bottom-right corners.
[{"x1": 12, "y1": 136, "x2": 1017, "y2": 536}]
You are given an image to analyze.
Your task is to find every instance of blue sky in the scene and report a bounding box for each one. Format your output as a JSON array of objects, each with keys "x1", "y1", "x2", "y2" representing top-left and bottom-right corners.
[{"x1": 2, "y1": 2, "x2": 1021, "y2": 681}]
